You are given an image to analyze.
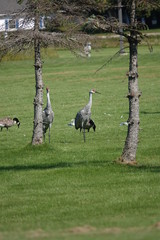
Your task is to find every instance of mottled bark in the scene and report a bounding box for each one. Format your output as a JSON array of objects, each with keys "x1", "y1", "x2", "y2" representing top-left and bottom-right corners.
[
  {"x1": 121, "y1": 41, "x2": 140, "y2": 162},
  {"x1": 121, "y1": 0, "x2": 141, "y2": 163},
  {"x1": 32, "y1": 16, "x2": 44, "y2": 145}
]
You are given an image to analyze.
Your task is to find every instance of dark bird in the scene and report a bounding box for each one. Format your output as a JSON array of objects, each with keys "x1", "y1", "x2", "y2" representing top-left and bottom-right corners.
[
  {"x1": 42, "y1": 87, "x2": 54, "y2": 143},
  {"x1": 75, "y1": 89, "x2": 100, "y2": 142},
  {"x1": 0, "y1": 117, "x2": 20, "y2": 131}
]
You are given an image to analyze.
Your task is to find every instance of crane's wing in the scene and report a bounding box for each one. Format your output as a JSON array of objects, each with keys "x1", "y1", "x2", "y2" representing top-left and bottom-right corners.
[
  {"x1": 75, "y1": 111, "x2": 83, "y2": 130},
  {"x1": 43, "y1": 110, "x2": 54, "y2": 124},
  {"x1": 75, "y1": 108, "x2": 91, "y2": 130}
]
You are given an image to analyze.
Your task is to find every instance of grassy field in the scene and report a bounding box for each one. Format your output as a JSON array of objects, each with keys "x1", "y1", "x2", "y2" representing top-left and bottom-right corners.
[{"x1": 0, "y1": 45, "x2": 160, "y2": 240}]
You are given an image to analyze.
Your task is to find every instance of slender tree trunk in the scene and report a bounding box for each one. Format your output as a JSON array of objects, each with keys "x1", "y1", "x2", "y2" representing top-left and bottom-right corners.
[
  {"x1": 120, "y1": 0, "x2": 141, "y2": 163},
  {"x1": 118, "y1": 0, "x2": 125, "y2": 54},
  {"x1": 32, "y1": 15, "x2": 44, "y2": 145}
]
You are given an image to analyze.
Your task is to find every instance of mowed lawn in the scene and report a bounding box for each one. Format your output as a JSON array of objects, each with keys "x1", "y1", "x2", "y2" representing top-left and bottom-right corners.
[{"x1": 0, "y1": 46, "x2": 160, "y2": 240}]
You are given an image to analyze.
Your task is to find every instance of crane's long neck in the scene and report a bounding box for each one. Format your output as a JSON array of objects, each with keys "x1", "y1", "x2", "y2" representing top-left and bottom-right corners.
[
  {"x1": 87, "y1": 92, "x2": 93, "y2": 109},
  {"x1": 47, "y1": 92, "x2": 51, "y2": 108}
]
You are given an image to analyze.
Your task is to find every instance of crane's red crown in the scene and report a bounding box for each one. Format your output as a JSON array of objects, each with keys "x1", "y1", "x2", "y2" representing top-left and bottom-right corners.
[
  {"x1": 90, "y1": 89, "x2": 101, "y2": 94},
  {"x1": 90, "y1": 89, "x2": 96, "y2": 93},
  {"x1": 46, "y1": 87, "x2": 50, "y2": 92}
]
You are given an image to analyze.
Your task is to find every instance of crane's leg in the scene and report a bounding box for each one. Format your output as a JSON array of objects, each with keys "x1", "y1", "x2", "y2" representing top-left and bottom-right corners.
[
  {"x1": 83, "y1": 128, "x2": 86, "y2": 142},
  {"x1": 49, "y1": 124, "x2": 51, "y2": 144},
  {"x1": 81, "y1": 121, "x2": 86, "y2": 142},
  {"x1": 43, "y1": 127, "x2": 45, "y2": 142},
  {"x1": 49, "y1": 127, "x2": 50, "y2": 143}
]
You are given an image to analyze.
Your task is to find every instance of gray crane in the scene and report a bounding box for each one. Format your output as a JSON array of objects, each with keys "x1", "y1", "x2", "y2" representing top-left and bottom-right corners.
[
  {"x1": 75, "y1": 89, "x2": 100, "y2": 142},
  {"x1": 0, "y1": 117, "x2": 20, "y2": 131},
  {"x1": 42, "y1": 87, "x2": 54, "y2": 143}
]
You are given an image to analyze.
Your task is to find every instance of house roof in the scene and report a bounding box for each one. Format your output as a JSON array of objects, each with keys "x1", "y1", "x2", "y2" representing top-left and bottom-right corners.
[{"x1": 0, "y1": 0, "x2": 27, "y2": 15}]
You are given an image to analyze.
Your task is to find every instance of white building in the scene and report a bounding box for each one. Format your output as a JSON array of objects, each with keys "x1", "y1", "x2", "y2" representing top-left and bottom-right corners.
[{"x1": 0, "y1": 0, "x2": 45, "y2": 33}]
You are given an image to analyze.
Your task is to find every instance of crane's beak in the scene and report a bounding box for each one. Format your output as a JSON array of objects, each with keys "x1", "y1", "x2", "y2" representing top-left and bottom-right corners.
[{"x1": 95, "y1": 90, "x2": 101, "y2": 94}]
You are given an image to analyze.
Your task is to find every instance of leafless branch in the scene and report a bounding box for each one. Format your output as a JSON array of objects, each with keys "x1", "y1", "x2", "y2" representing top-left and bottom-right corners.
[{"x1": 95, "y1": 46, "x2": 129, "y2": 74}]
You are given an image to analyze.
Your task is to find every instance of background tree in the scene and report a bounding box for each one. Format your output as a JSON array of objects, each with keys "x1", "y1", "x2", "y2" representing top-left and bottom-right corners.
[
  {"x1": 120, "y1": 0, "x2": 160, "y2": 163},
  {"x1": 0, "y1": 0, "x2": 99, "y2": 145},
  {"x1": 86, "y1": 0, "x2": 160, "y2": 163},
  {"x1": 1, "y1": 0, "x2": 159, "y2": 151},
  {"x1": 120, "y1": 0, "x2": 140, "y2": 163}
]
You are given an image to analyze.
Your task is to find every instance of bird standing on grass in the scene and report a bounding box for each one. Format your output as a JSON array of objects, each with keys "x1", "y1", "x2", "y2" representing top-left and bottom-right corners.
[
  {"x1": 84, "y1": 42, "x2": 91, "y2": 57},
  {"x1": 75, "y1": 89, "x2": 100, "y2": 142},
  {"x1": 42, "y1": 87, "x2": 54, "y2": 143},
  {"x1": 0, "y1": 117, "x2": 20, "y2": 131}
]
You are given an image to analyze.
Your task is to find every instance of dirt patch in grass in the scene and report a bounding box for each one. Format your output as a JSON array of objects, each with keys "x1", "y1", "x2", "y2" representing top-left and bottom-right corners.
[
  {"x1": 67, "y1": 223, "x2": 160, "y2": 236},
  {"x1": 1, "y1": 223, "x2": 160, "y2": 239},
  {"x1": 115, "y1": 158, "x2": 138, "y2": 166},
  {"x1": 67, "y1": 226, "x2": 125, "y2": 236},
  {"x1": 153, "y1": 222, "x2": 160, "y2": 229},
  {"x1": 68, "y1": 225, "x2": 96, "y2": 234},
  {"x1": 102, "y1": 227, "x2": 122, "y2": 234},
  {"x1": 26, "y1": 228, "x2": 50, "y2": 238}
]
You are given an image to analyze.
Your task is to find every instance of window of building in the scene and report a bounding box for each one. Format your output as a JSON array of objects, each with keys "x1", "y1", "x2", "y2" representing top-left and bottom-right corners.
[{"x1": 8, "y1": 19, "x2": 16, "y2": 29}]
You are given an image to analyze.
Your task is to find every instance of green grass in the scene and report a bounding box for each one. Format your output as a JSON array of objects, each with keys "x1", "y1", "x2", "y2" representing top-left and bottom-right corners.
[{"x1": 0, "y1": 45, "x2": 160, "y2": 240}]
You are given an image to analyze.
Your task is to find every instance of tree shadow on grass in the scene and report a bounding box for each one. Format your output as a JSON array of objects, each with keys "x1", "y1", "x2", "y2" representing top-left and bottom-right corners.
[
  {"x1": 123, "y1": 111, "x2": 160, "y2": 115},
  {"x1": 0, "y1": 162, "x2": 72, "y2": 172},
  {"x1": 140, "y1": 111, "x2": 160, "y2": 115},
  {"x1": 0, "y1": 160, "x2": 160, "y2": 173},
  {"x1": 0, "y1": 160, "x2": 111, "y2": 172},
  {"x1": 1, "y1": 143, "x2": 160, "y2": 173},
  {"x1": 126, "y1": 164, "x2": 160, "y2": 173}
]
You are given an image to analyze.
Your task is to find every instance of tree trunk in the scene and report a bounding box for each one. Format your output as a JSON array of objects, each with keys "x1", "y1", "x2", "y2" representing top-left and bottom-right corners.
[
  {"x1": 32, "y1": 16, "x2": 44, "y2": 145},
  {"x1": 120, "y1": 0, "x2": 141, "y2": 163},
  {"x1": 118, "y1": 0, "x2": 125, "y2": 54}
]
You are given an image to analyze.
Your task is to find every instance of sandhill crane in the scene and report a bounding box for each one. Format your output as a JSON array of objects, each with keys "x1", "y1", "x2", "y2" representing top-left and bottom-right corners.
[
  {"x1": 75, "y1": 89, "x2": 100, "y2": 142},
  {"x1": 42, "y1": 87, "x2": 54, "y2": 143},
  {"x1": 0, "y1": 117, "x2": 20, "y2": 131},
  {"x1": 84, "y1": 42, "x2": 91, "y2": 57}
]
